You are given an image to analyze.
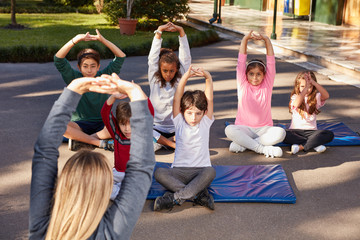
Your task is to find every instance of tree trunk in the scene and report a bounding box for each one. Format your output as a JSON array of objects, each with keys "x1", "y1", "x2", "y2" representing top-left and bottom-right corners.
[{"x1": 11, "y1": 0, "x2": 17, "y2": 25}]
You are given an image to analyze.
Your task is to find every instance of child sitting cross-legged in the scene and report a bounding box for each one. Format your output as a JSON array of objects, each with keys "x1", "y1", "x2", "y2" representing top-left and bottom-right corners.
[
  {"x1": 283, "y1": 71, "x2": 334, "y2": 154},
  {"x1": 100, "y1": 75, "x2": 154, "y2": 200},
  {"x1": 153, "y1": 66, "x2": 216, "y2": 211}
]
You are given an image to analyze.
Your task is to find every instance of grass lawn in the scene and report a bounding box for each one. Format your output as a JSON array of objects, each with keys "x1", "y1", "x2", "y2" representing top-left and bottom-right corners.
[
  {"x1": 0, "y1": 13, "x2": 219, "y2": 62},
  {"x1": 0, "y1": 13, "x2": 200, "y2": 48}
]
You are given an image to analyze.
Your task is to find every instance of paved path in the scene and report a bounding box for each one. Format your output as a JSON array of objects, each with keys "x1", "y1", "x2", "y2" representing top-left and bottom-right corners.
[
  {"x1": 187, "y1": 0, "x2": 360, "y2": 85},
  {"x1": 0, "y1": 19, "x2": 360, "y2": 240}
]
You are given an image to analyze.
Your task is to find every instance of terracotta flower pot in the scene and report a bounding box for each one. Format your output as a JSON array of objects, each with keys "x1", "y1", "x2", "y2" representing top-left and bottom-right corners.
[{"x1": 118, "y1": 18, "x2": 138, "y2": 35}]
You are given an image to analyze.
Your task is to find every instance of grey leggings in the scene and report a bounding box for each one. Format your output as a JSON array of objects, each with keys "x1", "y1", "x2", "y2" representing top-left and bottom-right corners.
[{"x1": 154, "y1": 166, "x2": 216, "y2": 204}]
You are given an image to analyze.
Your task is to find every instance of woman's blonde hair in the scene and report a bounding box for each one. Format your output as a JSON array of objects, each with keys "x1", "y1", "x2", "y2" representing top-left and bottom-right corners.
[{"x1": 46, "y1": 150, "x2": 113, "y2": 240}]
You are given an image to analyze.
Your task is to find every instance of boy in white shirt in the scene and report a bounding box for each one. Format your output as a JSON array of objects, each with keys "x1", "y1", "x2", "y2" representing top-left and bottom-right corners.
[{"x1": 153, "y1": 66, "x2": 216, "y2": 211}]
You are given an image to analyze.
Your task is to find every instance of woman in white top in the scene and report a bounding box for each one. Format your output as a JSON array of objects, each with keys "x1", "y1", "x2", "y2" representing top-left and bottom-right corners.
[{"x1": 148, "y1": 22, "x2": 191, "y2": 151}]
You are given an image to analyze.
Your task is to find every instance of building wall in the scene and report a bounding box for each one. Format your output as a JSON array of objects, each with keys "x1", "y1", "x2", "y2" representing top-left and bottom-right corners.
[
  {"x1": 224, "y1": 0, "x2": 359, "y2": 26},
  {"x1": 230, "y1": 0, "x2": 264, "y2": 11},
  {"x1": 314, "y1": 0, "x2": 345, "y2": 25},
  {"x1": 343, "y1": 0, "x2": 360, "y2": 26}
]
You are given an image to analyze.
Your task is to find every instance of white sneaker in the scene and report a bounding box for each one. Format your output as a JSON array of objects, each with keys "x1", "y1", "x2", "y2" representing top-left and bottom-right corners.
[
  {"x1": 262, "y1": 146, "x2": 283, "y2": 158},
  {"x1": 314, "y1": 145, "x2": 326, "y2": 153},
  {"x1": 229, "y1": 142, "x2": 246, "y2": 153},
  {"x1": 291, "y1": 144, "x2": 300, "y2": 154},
  {"x1": 153, "y1": 142, "x2": 163, "y2": 152}
]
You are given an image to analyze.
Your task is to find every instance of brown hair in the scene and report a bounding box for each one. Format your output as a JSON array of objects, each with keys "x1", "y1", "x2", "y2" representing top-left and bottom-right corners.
[
  {"x1": 154, "y1": 48, "x2": 181, "y2": 88},
  {"x1": 46, "y1": 150, "x2": 112, "y2": 240},
  {"x1": 246, "y1": 59, "x2": 266, "y2": 75},
  {"x1": 289, "y1": 71, "x2": 320, "y2": 118},
  {"x1": 77, "y1": 48, "x2": 100, "y2": 67},
  {"x1": 116, "y1": 101, "x2": 131, "y2": 125},
  {"x1": 180, "y1": 90, "x2": 208, "y2": 115}
]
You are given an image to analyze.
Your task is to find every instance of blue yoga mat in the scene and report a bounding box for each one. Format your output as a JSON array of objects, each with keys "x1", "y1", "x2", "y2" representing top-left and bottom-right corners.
[
  {"x1": 148, "y1": 162, "x2": 296, "y2": 204},
  {"x1": 225, "y1": 121, "x2": 360, "y2": 146},
  {"x1": 277, "y1": 121, "x2": 360, "y2": 146}
]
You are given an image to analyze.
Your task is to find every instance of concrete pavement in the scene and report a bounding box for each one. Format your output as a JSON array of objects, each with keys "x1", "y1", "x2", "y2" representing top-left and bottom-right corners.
[
  {"x1": 1, "y1": 15, "x2": 360, "y2": 240},
  {"x1": 187, "y1": 0, "x2": 360, "y2": 86}
]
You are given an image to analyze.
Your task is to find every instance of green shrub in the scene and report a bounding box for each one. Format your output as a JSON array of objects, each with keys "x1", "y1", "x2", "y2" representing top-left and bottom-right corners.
[
  {"x1": 0, "y1": 2, "x2": 98, "y2": 14},
  {"x1": 0, "y1": 29, "x2": 220, "y2": 62},
  {"x1": 55, "y1": 0, "x2": 93, "y2": 8},
  {"x1": 103, "y1": 0, "x2": 190, "y2": 28}
]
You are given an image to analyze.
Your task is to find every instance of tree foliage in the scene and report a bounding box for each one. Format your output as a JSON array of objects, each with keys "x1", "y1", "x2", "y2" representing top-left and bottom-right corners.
[
  {"x1": 55, "y1": 0, "x2": 93, "y2": 8},
  {"x1": 103, "y1": 0, "x2": 190, "y2": 27}
]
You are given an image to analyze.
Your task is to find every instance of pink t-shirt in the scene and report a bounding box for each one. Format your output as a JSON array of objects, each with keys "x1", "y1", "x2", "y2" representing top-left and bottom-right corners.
[
  {"x1": 289, "y1": 92, "x2": 325, "y2": 130},
  {"x1": 235, "y1": 53, "x2": 276, "y2": 127}
]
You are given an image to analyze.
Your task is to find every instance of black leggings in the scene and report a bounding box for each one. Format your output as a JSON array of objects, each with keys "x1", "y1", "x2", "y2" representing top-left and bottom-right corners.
[{"x1": 283, "y1": 129, "x2": 334, "y2": 152}]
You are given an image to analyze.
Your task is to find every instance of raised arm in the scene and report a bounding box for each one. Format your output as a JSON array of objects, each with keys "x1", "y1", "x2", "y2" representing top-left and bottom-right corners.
[
  {"x1": 168, "y1": 22, "x2": 185, "y2": 37},
  {"x1": 240, "y1": 31, "x2": 274, "y2": 56},
  {"x1": 259, "y1": 33, "x2": 274, "y2": 56},
  {"x1": 171, "y1": 23, "x2": 192, "y2": 73},
  {"x1": 55, "y1": 32, "x2": 95, "y2": 58},
  {"x1": 154, "y1": 22, "x2": 173, "y2": 40},
  {"x1": 239, "y1": 31, "x2": 253, "y2": 54},
  {"x1": 148, "y1": 24, "x2": 171, "y2": 82},
  {"x1": 292, "y1": 85, "x2": 309, "y2": 108},
  {"x1": 94, "y1": 29, "x2": 126, "y2": 58},
  {"x1": 312, "y1": 80, "x2": 329, "y2": 101},
  {"x1": 194, "y1": 68, "x2": 213, "y2": 118},
  {"x1": 173, "y1": 65, "x2": 194, "y2": 118}
]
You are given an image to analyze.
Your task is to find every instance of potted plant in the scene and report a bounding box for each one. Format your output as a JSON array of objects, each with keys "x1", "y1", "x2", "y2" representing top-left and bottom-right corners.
[{"x1": 118, "y1": 0, "x2": 138, "y2": 35}]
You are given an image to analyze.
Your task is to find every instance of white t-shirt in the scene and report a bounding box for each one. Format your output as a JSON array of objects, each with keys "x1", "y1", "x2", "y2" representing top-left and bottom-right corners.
[
  {"x1": 289, "y1": 92, "x2": 325, "y2": 130},
  {"x1": 172, "y1": 114, "x2": 214, "y2": 168}
]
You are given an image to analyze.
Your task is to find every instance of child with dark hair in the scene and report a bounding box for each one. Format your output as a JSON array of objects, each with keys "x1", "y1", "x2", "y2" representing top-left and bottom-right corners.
[
  {"x1": 101, "y1": 91, "x2": 154, "y2": 200},
  {"x1": 225, "y1": 30, "x2": 286, "y2": 158},
  {"x1": 148, "y1": 22, "x2": 191, "y2": 151},
  {"x1": 54, "y1": 29, "x2": 126, "y2": 151},
  {"x1": 153, "y1": 66, "x2": 216, "y2": 211},
  {"x1": 283, "y1": 71, "x2": 334, "y2": 154}
]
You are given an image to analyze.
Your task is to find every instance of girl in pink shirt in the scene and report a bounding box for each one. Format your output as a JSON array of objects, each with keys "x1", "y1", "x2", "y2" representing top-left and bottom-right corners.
[
  {"x1": 283, "y1": 71, "x2": 334, "y2": 154},
  {"x1": 225, "y1": 31, "x2": 285, "y2": 158}
]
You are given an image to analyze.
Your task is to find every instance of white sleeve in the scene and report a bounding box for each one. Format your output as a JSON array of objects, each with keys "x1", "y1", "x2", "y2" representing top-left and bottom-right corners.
[
  {"x1": 178, "y1": 35, "x2": 191, "y2": 74},
  {"x1": 148, "y1": 36, "x2": 162, "y2": 85}
]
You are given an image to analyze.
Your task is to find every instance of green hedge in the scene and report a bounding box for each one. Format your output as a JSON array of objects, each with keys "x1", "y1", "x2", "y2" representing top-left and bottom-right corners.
[
  {"x1": 0, "y1": 5, "x2": 98, "y2": 14},
  {"x1": 0, "y1": 29, "x2": 220, "y2": 63}
]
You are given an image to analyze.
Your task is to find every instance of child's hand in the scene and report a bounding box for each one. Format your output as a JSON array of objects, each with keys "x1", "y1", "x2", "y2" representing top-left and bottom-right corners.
[
  {"x1": 101, "y1": 73, "x2": 147, "y2": 102},
  {"x1": 168, "y1": 23, "x2": 182, "y2": 32},
  {"x1": 244, "y1": 30, "x2": 253, "y2": 40},
  {"x1": 192, "y1": 67, "x2": 211, "y2": 79},
  {"x1": 158, "y1": 22, "x2": 172, "y2": 32},
  {"x1": 304, "y1": 72, "x2": 313, "y2": 86},
  {"x1": 112, "y1": 92, "x2": 128, "y2": 100},
  {"x1": 251, "y1": 32, "x2": 267, "y2": 41},
  {"x1": 183, "y1": 65, "x2": 199, "y2": 79},
  {"x1": 306, "y1": 72, "x2": 316, "y2": 85},
  {"x1": 73, "y1": 32, "x2": 97, "y2": 44},
  {"x1": 92, "y1": 29, "x2": 105, "y2": 43},
  {"x1": 68, "y1": 77, "x2": 118, "y2": 95}
]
